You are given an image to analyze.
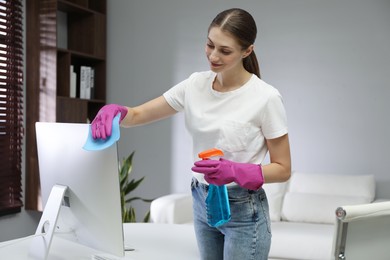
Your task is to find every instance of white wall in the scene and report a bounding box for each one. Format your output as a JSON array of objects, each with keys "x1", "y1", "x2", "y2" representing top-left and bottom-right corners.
[{"x1": 107, "y1": 0, "x2": 390, "y2": 221}]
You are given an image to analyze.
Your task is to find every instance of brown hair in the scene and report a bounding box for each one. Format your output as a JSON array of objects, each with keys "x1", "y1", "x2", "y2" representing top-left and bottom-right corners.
[{"x1": 209, "y1": 8, "x2": 261, "y2": 78}]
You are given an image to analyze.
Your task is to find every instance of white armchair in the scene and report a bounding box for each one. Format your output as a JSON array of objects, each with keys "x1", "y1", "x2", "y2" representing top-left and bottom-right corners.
[
  {"x1": 150, "y1": 193, "x2": 193, "y2": 224},
  {"x1": 333, "y1": 201, "x2": 390, "y2": 260}
]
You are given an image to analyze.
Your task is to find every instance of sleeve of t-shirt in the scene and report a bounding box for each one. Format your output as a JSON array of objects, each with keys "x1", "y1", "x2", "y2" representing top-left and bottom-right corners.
[
  {"x1": 163, "y1": 74, "x2": 195, "y2": 112},
  {"x1": 261, "y1": 92, "x2": 288, "y2": 139}
]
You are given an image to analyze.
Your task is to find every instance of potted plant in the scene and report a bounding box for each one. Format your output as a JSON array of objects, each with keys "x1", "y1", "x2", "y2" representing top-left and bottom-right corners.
[{"x1": 119, "y1": 151, "x2": 153, "y2": 223}]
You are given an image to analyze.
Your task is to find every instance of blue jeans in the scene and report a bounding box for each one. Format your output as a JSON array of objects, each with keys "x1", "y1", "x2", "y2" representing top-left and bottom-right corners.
[{"x1": 191, "y1": 178, "x2": 272, "y2": 260}]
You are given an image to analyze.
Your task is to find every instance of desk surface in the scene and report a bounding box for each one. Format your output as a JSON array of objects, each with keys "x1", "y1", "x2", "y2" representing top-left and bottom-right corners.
[{"x1": 0, "y1": 223, "x2": 199, "y2": 260}]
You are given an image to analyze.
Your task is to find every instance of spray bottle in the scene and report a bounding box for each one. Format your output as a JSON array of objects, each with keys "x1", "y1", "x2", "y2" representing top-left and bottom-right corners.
[{"x1": 198, "y1": 148, "x2": 231, "y2": 227}]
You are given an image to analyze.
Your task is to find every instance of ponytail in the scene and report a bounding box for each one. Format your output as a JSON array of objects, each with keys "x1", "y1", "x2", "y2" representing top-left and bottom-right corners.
[{"x1": 243, "y1": 50, "x2": 260, "y2": 78}]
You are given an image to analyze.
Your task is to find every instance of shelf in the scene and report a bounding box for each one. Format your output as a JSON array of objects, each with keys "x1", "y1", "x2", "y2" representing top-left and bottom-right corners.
[
  {"x1": 56, "y1": 96, "x2": 105, "y2": 104},
  {"x1": 58, "y1": 0, "x2": 93, "y2": 14},
  {"x1": 56, "y1": 96, "x2": 105, "y2": 123},
  {"x1": 67, "y1": 12, "x2": 106, "y2": 57},
  {"x1": 55, "y1": 0, "x2": 106, "y2": 109},
  {"x1": 58, "y1": 48, "x2": 105, "y2": 61},
  {"x1": 58, "y1": 0, "x2": 106, "y2": 14}
]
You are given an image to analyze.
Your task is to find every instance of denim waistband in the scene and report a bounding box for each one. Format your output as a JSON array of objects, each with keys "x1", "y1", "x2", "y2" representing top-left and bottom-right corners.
[{"x1": 191, "y1": 177, "x2": 265, "y2": 196}]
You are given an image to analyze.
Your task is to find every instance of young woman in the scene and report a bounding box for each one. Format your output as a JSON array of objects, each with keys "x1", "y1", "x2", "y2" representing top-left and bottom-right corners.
[{"x1": 92, "y1": 8, "x2": 291, "y2": 260}]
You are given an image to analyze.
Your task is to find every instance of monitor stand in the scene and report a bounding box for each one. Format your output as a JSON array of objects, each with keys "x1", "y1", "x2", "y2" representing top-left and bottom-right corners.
[{"x1": 28, "y1": 185, "x2": 68, "y2": 260}]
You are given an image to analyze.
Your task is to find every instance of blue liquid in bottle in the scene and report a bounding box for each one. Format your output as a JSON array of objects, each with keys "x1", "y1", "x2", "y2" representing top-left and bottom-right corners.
[{"x1": 206, "y1": 184, "x2": 231, "y2": 227}]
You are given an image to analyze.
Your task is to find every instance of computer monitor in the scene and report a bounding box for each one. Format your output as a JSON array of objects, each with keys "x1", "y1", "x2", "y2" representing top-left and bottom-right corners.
[{"x1": 30, "y1": 122, "x2": 124, "y2": 259}]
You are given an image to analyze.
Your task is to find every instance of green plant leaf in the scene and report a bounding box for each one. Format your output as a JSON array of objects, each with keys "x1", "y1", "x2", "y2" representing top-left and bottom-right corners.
[
  {"x1": 125, "y1": 197, "x2": 154, "y2": 204},
  {"x1": 119, "y1": 151, "x2": 153, "y2": 223},
  {"x1": 122, "y1": 206, "x2": 137, "y2": 223},
  {"x1": 143, "y1": 211, "x2": 151, "y2": 223},
  {"x1": 123, "y1": 177, "x2": 145, "y2": 195},
  {"x1": 119, "y1": 152, "x2": 134, "y2": 180}
]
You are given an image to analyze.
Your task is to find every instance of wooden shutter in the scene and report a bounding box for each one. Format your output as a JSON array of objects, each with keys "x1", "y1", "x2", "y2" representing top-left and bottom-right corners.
[{"x1": 0, "y1": 0, "x2": 24, "y2": 216}]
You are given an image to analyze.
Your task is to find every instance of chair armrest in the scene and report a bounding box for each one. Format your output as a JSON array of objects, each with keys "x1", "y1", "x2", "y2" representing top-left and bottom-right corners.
[
  {"x1": 150, "y1": 193, "x2": 193, "y2": 224},
  {"x1": 336, "y1": 200, "x2": 390, "y2": 222},
  {"x1": 333, "y1": 200, "x2": 390, "y2": 259}
]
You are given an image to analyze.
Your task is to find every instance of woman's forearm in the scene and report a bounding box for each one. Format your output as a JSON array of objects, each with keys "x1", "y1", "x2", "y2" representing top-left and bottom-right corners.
[
  {"x1": 120, "y1": 96, "x2": 177, "y2": 127},
  {"x1": 262, "y1": 134, "x2": 291, "y2": 183}
]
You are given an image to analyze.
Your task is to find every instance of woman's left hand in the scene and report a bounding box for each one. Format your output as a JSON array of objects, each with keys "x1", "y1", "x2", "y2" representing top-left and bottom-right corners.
[{"x1": 192, "y1": 158, "x2": 264, "y2": 190}]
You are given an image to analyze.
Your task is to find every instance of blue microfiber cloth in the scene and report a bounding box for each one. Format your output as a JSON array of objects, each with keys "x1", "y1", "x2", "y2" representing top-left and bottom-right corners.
[{"x1": 83, "y1": 113, "x2": 121, "y2": 151}]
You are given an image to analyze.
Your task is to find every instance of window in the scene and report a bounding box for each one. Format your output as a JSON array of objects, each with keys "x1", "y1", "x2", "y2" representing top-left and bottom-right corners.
[{"x1": 0, "y1": 0, "x2": 24, "y2": 216}]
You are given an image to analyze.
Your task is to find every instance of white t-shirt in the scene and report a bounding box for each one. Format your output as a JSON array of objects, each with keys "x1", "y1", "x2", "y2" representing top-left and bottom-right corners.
[{"x1": 163, "y1": 71, "x2": 288, "y2": 184}]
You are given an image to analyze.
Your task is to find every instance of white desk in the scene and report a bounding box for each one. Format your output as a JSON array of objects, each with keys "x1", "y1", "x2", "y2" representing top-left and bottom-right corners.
[
  {"x1": 123, "y1": 223, "x2": 199, "y2": 260},
  {"x1": 0, "y1": 223, "x2": 199, "y2": 260}
]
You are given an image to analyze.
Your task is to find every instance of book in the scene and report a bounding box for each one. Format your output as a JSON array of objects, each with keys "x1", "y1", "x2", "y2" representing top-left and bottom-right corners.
[
  {"x1": 70, "y1": 65, "x2": 76, "y2": 98},
  {"x1": 80, "y1": 66, "x2": 89, "y2": 99},
  {"x1": 79, "y1": 66, "x2": 86, "y2": 99},
  {"x1": 90, "y1": 67, "x2": 95, "y2": 99},
  {"x1": 79, "y1": 66, "x2": 97, "y2": 99}
]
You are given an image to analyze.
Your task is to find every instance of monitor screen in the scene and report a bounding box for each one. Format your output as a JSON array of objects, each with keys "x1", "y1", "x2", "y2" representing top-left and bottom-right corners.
[{"x1": 34, "y1": 122, "x2": 124, "y2": 257}]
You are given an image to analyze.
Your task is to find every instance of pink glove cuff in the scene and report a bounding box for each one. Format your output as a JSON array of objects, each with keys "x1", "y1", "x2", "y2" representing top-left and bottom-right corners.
[
  {"x1": 234, "y1": 162, "x2": 264, "y2": 190},
  {"x1": 192, "y1": 158, "x2": 264, "y2": 190}
]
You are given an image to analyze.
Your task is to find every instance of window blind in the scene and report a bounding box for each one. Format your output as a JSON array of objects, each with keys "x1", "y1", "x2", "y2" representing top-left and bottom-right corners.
[{"x1": 0, "y1": 0, "x2": 24, "y2": 216}]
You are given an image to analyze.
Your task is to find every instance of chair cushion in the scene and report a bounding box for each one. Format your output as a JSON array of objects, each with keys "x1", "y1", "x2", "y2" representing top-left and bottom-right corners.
[
  {"x1": 150, "y1": 193, "x2": 193, "y2": 224},
  {"x1": 269, "y1": 221, "x2": 334, "y2": 260},
  {"x1": 282, "y1": 192, "x2": 372, "y2": 224},
  {"x1": 263, "y1": 181, "x2": 288, "y2": 221}
]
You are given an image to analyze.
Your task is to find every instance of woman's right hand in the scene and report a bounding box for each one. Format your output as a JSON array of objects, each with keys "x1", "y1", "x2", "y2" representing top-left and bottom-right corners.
[{"x1": 91, "y1": 104, "x2": 128, "y2": 139}]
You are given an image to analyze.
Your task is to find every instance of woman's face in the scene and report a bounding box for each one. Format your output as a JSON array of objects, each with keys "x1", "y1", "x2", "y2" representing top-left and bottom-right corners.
[{"x1": 205, "y1": 27, "x2": 248, "y2": 74}]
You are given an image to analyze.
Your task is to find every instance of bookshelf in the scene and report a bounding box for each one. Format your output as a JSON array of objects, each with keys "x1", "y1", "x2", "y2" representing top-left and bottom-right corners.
[
  {"x1": 25, "y1": 0, "x2": 107, "y2": 210},
  {"x1": 56, "y1": 0, "x2": 107, "y2": 123}
]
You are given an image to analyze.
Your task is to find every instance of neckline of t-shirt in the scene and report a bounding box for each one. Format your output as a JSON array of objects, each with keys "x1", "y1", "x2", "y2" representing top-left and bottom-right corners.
[{"x1": 209, "y1": 73, "x2": 255, "y2": 97}]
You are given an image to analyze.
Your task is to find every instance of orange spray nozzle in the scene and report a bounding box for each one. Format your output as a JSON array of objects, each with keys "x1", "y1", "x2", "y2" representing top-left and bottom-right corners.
[{"x1": 198, "y1": 148, "x2": 224, "y2": 160}]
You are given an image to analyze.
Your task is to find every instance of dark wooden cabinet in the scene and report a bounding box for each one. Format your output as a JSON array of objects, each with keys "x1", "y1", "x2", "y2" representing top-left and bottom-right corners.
[
  {"x1": 25, "y1": 0, "x2": 107, "y2": 210},
  {"x1": 56, "y1": 0, "x2": 106, "y2": 123}
]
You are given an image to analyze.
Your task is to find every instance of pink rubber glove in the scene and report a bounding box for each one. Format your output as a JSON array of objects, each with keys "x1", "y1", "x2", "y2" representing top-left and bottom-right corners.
[
  {"x1": 192, "y1": 158, "x2": 264, "y2": 190},
  {"x1": 91, "y1": 104, "x2": 128, "y2": 139}
]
